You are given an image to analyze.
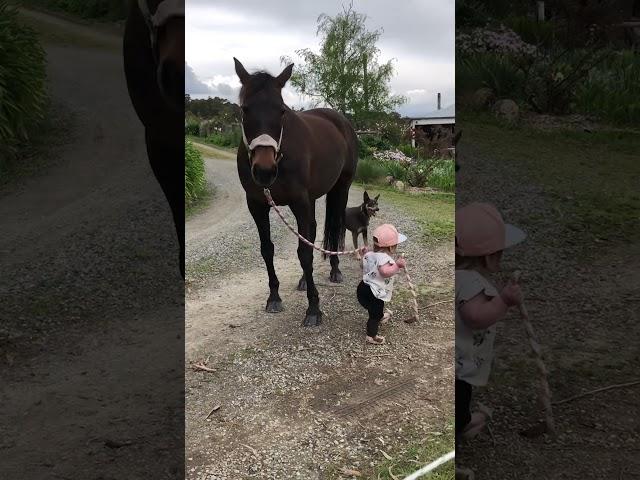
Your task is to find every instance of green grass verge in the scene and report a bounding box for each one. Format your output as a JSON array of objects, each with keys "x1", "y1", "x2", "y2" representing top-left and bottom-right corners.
[
  {"x1": 459, "y1": 112, "x2": 639, "y2": 247},
  {"x1": 0, "y1": 104, "x2": 73, "y2": 189},
  {"x1": 186, "y1": 135, "x2": 237, "y2": 160},
  {"x1": 357, "y1": 183, "x2": 455, "y2": 246},
  {"x1": 370, "y1": 420, "x2": 455, "y2": 480}
]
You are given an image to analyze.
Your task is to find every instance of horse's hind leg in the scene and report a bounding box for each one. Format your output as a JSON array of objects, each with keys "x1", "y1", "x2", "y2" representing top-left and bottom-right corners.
[
  {"x1": 297, "y1": 200, "x2": 316, "y2": 291},
  {"x1": 247, "y1": 198, "x2": 282, "y2": 313},
  {"x1": 290, "y1": 199, "x2": 322, "y2": 327},
  {"x1": 323, "y1": 180, "x2": 350, "y2": 283}
]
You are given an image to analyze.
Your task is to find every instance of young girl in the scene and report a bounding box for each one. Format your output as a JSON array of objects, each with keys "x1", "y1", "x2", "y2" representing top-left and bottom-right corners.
[
  {"x1": 455, "y1": 202, "x2": 526, "y2": 444},
  {"x1": 357, "y1": 223, "x2": 407, "y2": 345}
]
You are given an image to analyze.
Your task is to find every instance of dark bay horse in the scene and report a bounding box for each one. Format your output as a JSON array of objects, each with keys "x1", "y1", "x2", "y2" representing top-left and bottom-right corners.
[
  {"x1": 234, "y1": 58, "x2": 358, "y2": 326},
  {"x1": 123, "y1": 0, "x2": 185, "y2": 277}
]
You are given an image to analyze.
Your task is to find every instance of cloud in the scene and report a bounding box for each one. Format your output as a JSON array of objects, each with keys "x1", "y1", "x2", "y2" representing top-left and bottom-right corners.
[
  {"x1": 186, "y1": 0, "x2": 454, "y2": 115},
  {"x1": 185, "y1": 63, "x2": 212, "y2": 94}
]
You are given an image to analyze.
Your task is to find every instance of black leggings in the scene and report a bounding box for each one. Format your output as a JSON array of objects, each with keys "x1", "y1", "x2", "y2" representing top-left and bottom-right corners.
[
  {"x1": 357, "y1": 280, "x2": 385, "y2": 337},
  {"x1": 455, "y1": 378, "x2": 472, "y2": 443}
]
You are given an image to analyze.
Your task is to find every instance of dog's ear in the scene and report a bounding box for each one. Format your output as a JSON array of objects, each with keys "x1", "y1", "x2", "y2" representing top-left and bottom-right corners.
[
  {"x1": 374, "y1": 194, "x2": 379, "y2": 201},
  {"x1": 363, "y1": 191, "x2": 369, "y2": 202}
]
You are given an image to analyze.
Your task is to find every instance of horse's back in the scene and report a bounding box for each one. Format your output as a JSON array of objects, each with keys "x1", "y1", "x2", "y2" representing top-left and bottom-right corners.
[
  {"x1": 299, "y1": 108, "x2": 356, "y2": 141},
  {"x1": 298, "y1": 108, "x2": 358, "y2": 170}
]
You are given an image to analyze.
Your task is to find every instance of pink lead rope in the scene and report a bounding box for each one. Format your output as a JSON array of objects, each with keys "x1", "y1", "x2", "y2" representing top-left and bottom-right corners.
[{"x1": 263, "y1": 188, "x2": 420, "y2": 322}]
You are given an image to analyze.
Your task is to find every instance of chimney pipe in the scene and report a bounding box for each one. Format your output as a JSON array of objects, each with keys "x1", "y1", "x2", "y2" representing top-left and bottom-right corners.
[{"x1": 437, "y1": 92, "x2": 441, "y2": 110}]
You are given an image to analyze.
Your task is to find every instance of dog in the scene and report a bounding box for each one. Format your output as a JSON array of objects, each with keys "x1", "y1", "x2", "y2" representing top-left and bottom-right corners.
[{"x1": 345, "y1": 191, "x2": 379, "y2": 259}]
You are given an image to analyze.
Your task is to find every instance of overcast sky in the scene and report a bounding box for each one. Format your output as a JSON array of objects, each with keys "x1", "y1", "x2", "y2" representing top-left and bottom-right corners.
[{"x1": 186, "y1": 0, "x2": 454, "y2": 117}]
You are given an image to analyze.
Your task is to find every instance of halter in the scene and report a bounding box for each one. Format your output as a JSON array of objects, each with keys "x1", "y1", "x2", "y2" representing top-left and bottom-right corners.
[
  {"x1": 137, "y1": 0, "x2": 185, "y2": 51},
  {"x1": 241, "y1": 120, "x2": 284, "y2": 164}
]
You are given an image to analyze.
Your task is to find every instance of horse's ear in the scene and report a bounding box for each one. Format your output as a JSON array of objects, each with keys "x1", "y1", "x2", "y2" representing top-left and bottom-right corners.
[
  {"x1": 276, "y1": 63, "x2": 294, "y2": 88},
  {"x1": 363, "y1": 191, "x2": 369, "y2": 202},
  {"x1": 234, "y1": 57, "x2": 250, "y2": 85}
]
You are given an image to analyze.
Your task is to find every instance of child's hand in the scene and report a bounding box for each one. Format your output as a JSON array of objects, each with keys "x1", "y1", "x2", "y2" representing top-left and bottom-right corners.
[
  {"x1": 396, "y1": 257, "x2": 406, "y2": 269},
  {"x1": 500, "y1": 281, "x2": 523, "y2": 306}
]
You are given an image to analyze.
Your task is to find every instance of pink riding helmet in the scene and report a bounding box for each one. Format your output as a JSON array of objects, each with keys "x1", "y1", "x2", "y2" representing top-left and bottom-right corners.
[
  {"x1": 372, "y1": 224, "x2": 407, "y2": 248},
  {"x1": 455, "y1": 202, "x2": 526, "y2": 257}
]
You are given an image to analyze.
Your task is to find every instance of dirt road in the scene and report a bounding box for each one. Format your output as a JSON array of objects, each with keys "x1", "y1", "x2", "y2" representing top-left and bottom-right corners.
[
  {"x1": 0, "y1": 11, "x2": 182, "y2": 479},
  {"x1": 185, "y1": 151, "x2": 455, "y2": 479}
]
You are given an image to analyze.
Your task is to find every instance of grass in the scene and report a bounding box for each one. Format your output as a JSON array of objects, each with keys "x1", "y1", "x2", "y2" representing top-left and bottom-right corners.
[
  {"x1": 0, "y1": 103, "x2": 73, "y2": 189},
  {"x1": 358, "y1": 183, "x2": 455, "y2": 246},
  {"x1": 458, "y1": 112, "x2": 639, "y2": 247},
  {"x1": 369, "y1": 420, "x2": 455, "y2": 480},
  {"x1": 185, "y1": 138, "x2": 207, "y2": 208},
  {"x1": 185, "y1": 185, "x2": 214, "y2": 218},
  {"x1": 186, "y1": 135, "x2": 237, "y2": 160}
]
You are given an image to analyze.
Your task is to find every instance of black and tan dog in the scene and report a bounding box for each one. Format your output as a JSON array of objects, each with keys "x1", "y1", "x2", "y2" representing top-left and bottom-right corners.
[{"x1": 344, "y1": 191, "x2": 379, "y2": 258}]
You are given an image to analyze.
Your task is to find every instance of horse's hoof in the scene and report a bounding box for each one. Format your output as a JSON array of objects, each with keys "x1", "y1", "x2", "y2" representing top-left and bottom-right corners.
[
  {"x1": 266, "y1": 300, "x2": 283, "y2": 313},
  {"x1": 302, "y1": 311, "x2": 323, "y2": 327},
  {"x1": 297, "y1": 277, "x2": 307, "y2": 291},
  {"x1": 329, "y1": 271, "x2": 343, "y2": 283}
]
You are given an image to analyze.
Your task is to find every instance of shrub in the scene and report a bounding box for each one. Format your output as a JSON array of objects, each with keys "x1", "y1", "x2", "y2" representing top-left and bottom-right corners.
[
  {"x1": 457, "y1": 52, "x2": 526, "y2": 100},
  {"x1": 206, "y1": 128, "x2": 241, "y2": 148},
  {"x1": 185, "y1": 119, "x2": 200, "y2": 136},
  {"x1": 427, "y1": 159, "x2": 456, "y2": 192},
  {"x1": 185, "y1": 139, "x2": 206, "y2": 205},
  {"x1": 0, "y1": 1, "x2": 47, "y2": 162},
  {"x1": 381, "y1": 160, "x2": 408, "y2": 182},
  {"x1": 354, "y1": 157, "x2": 386, "y2": 184},
  {"x1": 574, "y1": 50, "x2": 640, "y2": 125}
]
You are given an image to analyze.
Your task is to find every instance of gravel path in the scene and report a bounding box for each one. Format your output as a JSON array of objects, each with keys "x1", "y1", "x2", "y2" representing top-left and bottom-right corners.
[
  {"x1": 456, "y1": 135, "x2": 640, "y2": 478},
  {"x1": 0, "y1": 12, "x2": 183, "y2": 479},
  {"x1": 185, "y1": 153, "x2": 455, "y2": 479}
]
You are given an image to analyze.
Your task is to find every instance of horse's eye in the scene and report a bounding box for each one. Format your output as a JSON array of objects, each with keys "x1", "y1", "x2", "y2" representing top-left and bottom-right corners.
[
  {"x1": 281, "y1": 107, "x2": 286, "y2": 115},
  {"x1": 242, "y1": 106, "x2": 249, "y2": 114}
]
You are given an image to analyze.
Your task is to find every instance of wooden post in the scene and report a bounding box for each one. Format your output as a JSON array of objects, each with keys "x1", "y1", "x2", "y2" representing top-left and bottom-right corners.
[{"x1": 537, "y1": 1, "x2": 545, "y2": 22}]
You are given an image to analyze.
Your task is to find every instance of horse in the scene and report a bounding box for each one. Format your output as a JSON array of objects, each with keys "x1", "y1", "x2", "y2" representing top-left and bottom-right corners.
[
  {"x1": 234, "y1": 58, "x2": 359, "y2": 327},
  {"x1": 123, "y1": 0, "x2": 185, "y2": 277}
]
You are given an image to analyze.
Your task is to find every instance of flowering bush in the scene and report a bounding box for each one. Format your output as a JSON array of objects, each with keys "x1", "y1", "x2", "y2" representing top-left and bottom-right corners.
[
  {"x1": 372, "y1": 148, "x2": 414, "y2": 165},
  {"x1": 457, "y1": 25, "x2": 536, "y2": 56}
]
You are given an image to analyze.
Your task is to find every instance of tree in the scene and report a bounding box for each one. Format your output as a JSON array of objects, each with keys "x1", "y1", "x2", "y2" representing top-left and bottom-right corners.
[{"x1": 281, "y1": 2, "x2": 405, "y2": 126}]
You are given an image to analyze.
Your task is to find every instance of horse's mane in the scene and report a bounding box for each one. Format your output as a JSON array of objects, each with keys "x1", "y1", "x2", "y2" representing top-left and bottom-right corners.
[{"x1": 239, "y1": 71, "x2": 280, "y2": 104}]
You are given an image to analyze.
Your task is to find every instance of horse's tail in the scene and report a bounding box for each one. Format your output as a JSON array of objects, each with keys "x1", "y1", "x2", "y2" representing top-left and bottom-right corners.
[{"x1": 322, "y1": 184, "x2": 348, "y2": 260}]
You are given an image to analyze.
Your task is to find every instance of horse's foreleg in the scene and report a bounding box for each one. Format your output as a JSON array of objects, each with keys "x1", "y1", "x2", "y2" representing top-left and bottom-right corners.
[
  {"x1": 290, "y1": 200, "x2": 322, "y2": 327},
  {"x1": 247, "y1": 198, "x2": 282, "y2": 313},
  {"x1": 297, "y1": 200, "x2": 316, "y2": 291},
  {"x1": 145, "y1": 131, "x2": 184, "y2": 277}
]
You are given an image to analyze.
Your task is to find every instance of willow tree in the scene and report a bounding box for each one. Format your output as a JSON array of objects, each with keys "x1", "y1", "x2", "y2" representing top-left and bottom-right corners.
[{"x1": 281, "y1": 3, "x2": 405, "y2": 126}]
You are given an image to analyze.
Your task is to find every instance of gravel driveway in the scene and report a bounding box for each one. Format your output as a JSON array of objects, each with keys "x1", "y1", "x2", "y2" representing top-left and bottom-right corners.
[{"x1": 185, "y1": 152, "x2": 455, "y2": 479}]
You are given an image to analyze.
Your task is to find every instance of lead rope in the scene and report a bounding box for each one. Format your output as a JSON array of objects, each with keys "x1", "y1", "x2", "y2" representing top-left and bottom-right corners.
[
  {"x1": 512, "y1": 270, "x2": 556, "y2": 436},
  {"x1": 263, "y1": 188, "x2": 420, "y2": 322}
]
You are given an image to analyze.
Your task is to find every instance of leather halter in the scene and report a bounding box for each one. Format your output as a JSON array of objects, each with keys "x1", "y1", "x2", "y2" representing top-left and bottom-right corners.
[
  {"x1": 241, "y1": 119, "x2": 284, "y2": 164},
  {"x1": 137, "y1": 0, "x2": 184, "y2": 50}
]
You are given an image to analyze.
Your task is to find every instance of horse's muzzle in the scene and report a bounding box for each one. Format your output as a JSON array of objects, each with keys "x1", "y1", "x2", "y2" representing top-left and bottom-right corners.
[{"x1": 251, "y1": 164, "x2": 278, "y2": 188}]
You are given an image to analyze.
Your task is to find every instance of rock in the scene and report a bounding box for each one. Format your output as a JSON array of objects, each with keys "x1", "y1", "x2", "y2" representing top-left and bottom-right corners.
[
  {"x1": 393, "y1": 180, "x2": 405, "y2": 191},
  {"x1": 385, "y1": 175, "x2": 394, "y2": 185},
  {"x1": 492, "y1": 99, "x2": 519, "y2": 123},
  {"x1": 472, "y1": 87, "x2": 495, "y2": 110}
]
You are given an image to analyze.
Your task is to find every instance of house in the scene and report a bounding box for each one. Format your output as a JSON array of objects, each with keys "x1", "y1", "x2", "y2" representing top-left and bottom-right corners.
[{"x1": 408, "y1": 103, "x2": 456, "y2": 148}]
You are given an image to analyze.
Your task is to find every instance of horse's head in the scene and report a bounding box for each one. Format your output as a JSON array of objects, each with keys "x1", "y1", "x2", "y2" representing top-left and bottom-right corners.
[
  {"x1": 138, "y1": 0, "x2": 184, "y2": 112},
  {"x1": 234, "y1": 57, "x2": 293, "y2": 188}
]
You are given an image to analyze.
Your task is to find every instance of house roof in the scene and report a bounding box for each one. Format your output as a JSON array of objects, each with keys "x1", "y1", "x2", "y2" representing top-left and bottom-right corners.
[{"x1": 407, "y1": 103, "x2": 455, "y2": 121}]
